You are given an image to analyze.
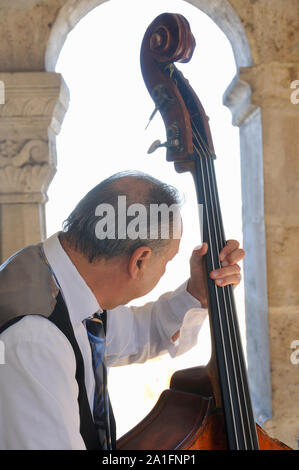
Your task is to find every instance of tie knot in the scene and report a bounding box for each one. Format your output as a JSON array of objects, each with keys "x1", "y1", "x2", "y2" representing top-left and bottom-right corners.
[{"x1": 86, "y1": 315, "x2": 105, "y2": 340}]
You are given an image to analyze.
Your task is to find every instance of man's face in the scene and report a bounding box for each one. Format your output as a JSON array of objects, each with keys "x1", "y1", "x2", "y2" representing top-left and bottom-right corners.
[{"x1": 135, "y1": 236, "x2": 181, "y2": 299}]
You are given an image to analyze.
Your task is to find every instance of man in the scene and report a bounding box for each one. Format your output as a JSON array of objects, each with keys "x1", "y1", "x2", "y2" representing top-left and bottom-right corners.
[{"x1": 0, "y1": 171, "x2": 244, "y2": 450}]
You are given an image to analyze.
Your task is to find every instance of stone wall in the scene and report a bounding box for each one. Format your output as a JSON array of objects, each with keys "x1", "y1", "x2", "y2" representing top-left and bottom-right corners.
[{"x1": 227, "y1": 0, "x2": 299, "y2": 448}]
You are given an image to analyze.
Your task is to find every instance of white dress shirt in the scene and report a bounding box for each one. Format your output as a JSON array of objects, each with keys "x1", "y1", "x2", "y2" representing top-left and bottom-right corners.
[{"x1": 0, "y1": 233, "x2": 208, "y2": 450}]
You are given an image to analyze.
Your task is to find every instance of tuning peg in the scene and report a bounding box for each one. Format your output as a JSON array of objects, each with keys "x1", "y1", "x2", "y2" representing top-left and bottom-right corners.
[
  {"x1": 147, "y1": 140, "x2": 167, "y2": 154},
  {"x1": 145, "y1": 107, "x2": 159, "y2": 130}
]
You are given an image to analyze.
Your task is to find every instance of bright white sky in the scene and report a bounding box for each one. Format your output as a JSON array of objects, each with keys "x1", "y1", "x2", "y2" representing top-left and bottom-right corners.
[{"x1": 46, "y1": 0, "x2": 245, "y2": 437}]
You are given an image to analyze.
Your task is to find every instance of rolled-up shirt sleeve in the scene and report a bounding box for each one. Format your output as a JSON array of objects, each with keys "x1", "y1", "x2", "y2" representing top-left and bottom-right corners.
[{"x1": 105, "y1": 281, "x2": 208, "y2": 367}]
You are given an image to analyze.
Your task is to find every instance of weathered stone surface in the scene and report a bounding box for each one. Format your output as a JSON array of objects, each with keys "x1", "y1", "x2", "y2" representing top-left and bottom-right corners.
[
  {"x1": 240, "y1": 62, "x2": 299, "y2": 109},
  {"x1": 229, "y1": 0, "x2": 299, "y2": 65},
  {"x1": 262, "y1": 110, "x2": 299, "y2": 221},
  {"x1": 265, "y1": 309, "x2": 299, "y2": 449},
  {"x1": 0, "y1": 0, "x2": 64, "y2": 72},
  {"x1": 266, "y1": 225, "x2": 299, "y2": 308}
]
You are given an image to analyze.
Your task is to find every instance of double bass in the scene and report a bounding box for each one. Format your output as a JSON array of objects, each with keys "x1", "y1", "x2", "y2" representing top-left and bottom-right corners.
[{"x1": 117, "y1": 13, "x2": 291, "y2": 451}]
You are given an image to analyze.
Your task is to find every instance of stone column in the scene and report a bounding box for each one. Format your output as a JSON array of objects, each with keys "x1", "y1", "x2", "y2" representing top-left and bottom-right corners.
[
  {"x1": 224, "y1": 61, "x2": 299, "y2": 448},
  {"x1": 0, "y1": 72, "x2": 69, "y2": 262}
]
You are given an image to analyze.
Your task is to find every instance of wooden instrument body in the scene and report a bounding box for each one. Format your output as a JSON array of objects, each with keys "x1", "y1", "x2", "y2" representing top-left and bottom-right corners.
[
  {"x1": 117, "y1": 366, "x2": 290, "y2": 450},
  {"x1": 116, "y1": 13, "x2": 292, "y2": 451}
]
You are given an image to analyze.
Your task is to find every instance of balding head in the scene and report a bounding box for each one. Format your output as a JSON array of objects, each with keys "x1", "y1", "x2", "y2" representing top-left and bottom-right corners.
[{"x1": 61, "y1": 171, "x2": 182, "y2": 262}]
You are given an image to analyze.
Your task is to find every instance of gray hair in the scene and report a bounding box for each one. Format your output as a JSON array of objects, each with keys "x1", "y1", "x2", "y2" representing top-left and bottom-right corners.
[{"x1": 62, "y1": 171, "x2": 182, "y2": 262}]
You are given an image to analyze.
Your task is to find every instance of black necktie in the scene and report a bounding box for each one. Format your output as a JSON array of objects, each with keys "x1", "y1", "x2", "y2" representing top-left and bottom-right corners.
[{"x1": 85, "y1": 312, "x2": 112, "y2": 449}]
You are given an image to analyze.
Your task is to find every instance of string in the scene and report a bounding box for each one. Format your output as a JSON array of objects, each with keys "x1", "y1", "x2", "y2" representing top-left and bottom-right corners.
[
  {"x1": 195, "y1": 139, "x2": 254, "y2": 448},
  {"x1": 191, "y1": 119, "x2": 258, "y2": 449},
  {"x1": 190, "y1": 122, "x2": 241, "y2": 448},
  {"x1": 192, "y1": 121, "x2": 257, "y2": 447},
  {"x1": 191, "y1": 120, "x2": 258, "y2": 431},
  {"x1": 207, "y1": 148, "x2": 258, "y2": 448}
]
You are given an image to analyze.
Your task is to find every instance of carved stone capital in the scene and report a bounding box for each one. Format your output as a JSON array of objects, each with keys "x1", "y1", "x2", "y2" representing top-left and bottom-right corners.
[
  {"x1": 223, "y1": 62, "x2": 299, "y2": 126},
  {"x1": 0, "y1": 139, "x2": 51, "y2": 202},
  {"x1": 0, "y1": 72, "x2": 69, "y2": 131},
  {"x1": 223, "y1": 74, "x2": 257, "y2": 126},
  {"x1": 0, "y1": 72, "x2": 69, "y2": 203}
]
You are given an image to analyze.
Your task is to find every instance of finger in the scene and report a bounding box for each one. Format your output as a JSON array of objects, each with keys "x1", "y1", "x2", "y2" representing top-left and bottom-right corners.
[
  {"x1": 221, "y1": 248, "x2": 245, "y2": 267},
  {"x1": 219, "y1": 239, "x2": 240, "y2": 262},
  {"x1": 213, "y1": 273, "x2": 242, "y2": 288},
  {"x1": 210, "y1": 264, "x2": 241, "y2": 280}
]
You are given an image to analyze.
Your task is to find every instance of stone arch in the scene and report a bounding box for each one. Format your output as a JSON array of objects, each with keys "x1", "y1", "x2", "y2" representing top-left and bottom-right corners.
[
  {"x1": 45, "y1": 0, "x2": 252, "y2": 71},
  {"x1": 45, "y1": 0, "x2": 271, "y2": 428}
]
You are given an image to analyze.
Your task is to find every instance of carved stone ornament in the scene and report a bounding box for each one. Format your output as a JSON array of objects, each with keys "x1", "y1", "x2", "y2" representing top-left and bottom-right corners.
[
  {"x1": 0, "y1": 139, "x2": 48, "y2": 167},
  {"x1": 0, "y1": 139, "x2": 53, "y2": 195}
]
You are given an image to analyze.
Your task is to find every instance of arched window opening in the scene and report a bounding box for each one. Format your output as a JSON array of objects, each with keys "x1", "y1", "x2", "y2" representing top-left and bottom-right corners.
[{"x1": 45, "y1": 0, "x2": 243, "y2": 438}]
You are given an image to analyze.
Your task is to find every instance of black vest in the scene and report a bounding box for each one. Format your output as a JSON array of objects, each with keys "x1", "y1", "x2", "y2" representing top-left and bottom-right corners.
[{"x1": 0, "y1": 244, "x2": 116, "y2": 450}]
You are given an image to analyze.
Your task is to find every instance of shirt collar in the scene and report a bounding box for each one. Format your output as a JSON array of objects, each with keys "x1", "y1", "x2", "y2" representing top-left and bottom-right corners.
[{"x1": 43, "y1": 232, "x2": 102, "y2": 325}]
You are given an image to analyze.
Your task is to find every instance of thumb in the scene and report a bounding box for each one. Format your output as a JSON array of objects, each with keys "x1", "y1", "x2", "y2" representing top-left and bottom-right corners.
[{"x1": 192, "y1": 242, "x2": 208, "y2": 257}]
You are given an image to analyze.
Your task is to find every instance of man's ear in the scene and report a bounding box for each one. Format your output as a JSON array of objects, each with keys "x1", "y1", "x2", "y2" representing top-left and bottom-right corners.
[{"x1": 128, "y1": 246, "x2": 152, "y2": 279}]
